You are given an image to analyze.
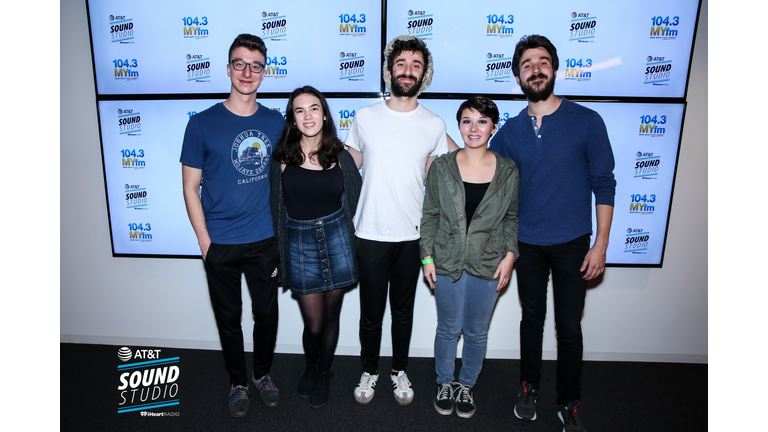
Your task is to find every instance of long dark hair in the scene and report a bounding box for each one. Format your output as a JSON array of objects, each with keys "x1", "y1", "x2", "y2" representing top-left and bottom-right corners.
[{"x1": 273, "y1": 86, "x2": 343, "y2": 169}]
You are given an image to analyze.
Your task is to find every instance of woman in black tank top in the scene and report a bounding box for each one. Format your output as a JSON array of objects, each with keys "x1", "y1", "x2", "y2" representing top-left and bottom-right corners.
[{"x1": 270, "y1": 86, "x2": 362, "y2": 409}]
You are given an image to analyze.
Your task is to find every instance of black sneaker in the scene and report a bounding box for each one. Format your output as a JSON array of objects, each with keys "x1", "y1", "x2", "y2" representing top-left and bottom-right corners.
[
  {"x1": 433, "y1": 383, "x2": 454, "y2": 415},
  {"x1": 310, "y1": 371, "x2": 333, "y2": 409},
  {"x1": 514, "y1": 381, "x2": 538, "y2": 421},
  {"x1": 454, "y1": 384, "x2": 475, "y2": 419},
  {"x1": 226, "y1": 385, "x2": 250, "y2": 418},
  {"x1": 558, "y1": 400, "x2": 586, "y2": 432},
  {"x1": 298, "y1": 364, "x2": 317, "y2": 398},
  {"x1": 252, "y1": 374, "x2": 280, "y2": 408}
]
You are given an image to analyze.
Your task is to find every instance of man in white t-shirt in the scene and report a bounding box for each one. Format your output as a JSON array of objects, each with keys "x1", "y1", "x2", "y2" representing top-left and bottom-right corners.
[{"x1": 345, "y1": 35, "x2": 454, "y2": 406}]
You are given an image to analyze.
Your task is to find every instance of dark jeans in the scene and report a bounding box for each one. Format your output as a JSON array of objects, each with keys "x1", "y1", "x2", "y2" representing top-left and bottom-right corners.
[
  {"x1": 356, "y1": 238, "x2": 421, "y2": 374},
  {"x1": 203, "y1": 237, "x2": 280, "y2": 386},
  {"x1": 516, "y1": 234, "x2": 590, "y2": 405}
]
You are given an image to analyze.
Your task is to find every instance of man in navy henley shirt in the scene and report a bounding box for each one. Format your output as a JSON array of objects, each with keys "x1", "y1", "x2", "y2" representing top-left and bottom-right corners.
[{"x1": 489, "y1": 35, "x2": 615, "y2": 432}]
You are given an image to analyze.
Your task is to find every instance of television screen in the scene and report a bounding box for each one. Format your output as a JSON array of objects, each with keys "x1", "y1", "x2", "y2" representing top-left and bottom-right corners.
[
  {"x1": 386, "y1": 0, "x2": 700, "y2": 98},
  {"x1": 88, "y1": 0, "x2": 383, "y2": 95},
  {"x1": 88, "y1": 0, "x2": 700, "y2": 266}
]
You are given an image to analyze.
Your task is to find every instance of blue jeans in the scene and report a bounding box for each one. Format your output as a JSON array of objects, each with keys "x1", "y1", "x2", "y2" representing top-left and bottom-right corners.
[{"x1": 434, "y1": 271, "x2": 499, "y2": 387}]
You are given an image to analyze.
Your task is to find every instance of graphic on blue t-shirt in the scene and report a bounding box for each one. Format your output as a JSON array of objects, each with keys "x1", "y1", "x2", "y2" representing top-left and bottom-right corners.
[{"x1": 231, "y1": 129, "x2": 272, "y2": 177}]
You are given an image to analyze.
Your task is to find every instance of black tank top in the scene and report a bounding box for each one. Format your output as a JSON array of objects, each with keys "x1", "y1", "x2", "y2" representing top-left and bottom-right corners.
[
  {"x1": 282, "y1": 163, "x2": 343, "y2": 220},
  {"x1": 463, "y1": 181, "x2": 490, "y2": 233}
]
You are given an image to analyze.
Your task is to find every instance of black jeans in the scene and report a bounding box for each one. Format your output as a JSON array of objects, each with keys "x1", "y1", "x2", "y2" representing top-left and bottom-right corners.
[
  {"x1": 203, "y1": 237, "x2": 280, "y2": 386},
  {"x1": 356, "y1": 238, "x2": 421, "y2": 374},
  {"x1": 516, "y1": 234, "x2": 590, "y2": 405}
]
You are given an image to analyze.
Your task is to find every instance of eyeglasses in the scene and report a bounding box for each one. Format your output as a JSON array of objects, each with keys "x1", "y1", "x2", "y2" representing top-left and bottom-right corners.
[{"x1": 229, "y1": 60, "x2": 265, "y2": 73}]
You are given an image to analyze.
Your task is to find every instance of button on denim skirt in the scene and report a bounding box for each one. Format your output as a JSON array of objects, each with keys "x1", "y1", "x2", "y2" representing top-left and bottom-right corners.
[{"x1": 286, "y1": 204, "x2": 356, "y2": 294}]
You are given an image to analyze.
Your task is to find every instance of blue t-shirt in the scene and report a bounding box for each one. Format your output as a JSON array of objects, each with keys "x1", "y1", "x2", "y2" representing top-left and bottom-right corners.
[
  {"x1": 180, "y1": 102, "x2": 285, "y2": 244},
  {"x1": 489, "y1": 98, "x2": 615, "y2": 246}
]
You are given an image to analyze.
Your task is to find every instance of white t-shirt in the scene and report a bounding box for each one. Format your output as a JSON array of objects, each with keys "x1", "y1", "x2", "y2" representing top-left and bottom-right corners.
[{"x1": 345, "y1": 101, "x2": 449, "y2": 241}]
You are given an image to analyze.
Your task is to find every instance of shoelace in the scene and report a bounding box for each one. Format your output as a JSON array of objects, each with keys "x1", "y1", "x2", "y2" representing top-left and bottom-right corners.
[
  {"x1": 359, "y1": 374, "x2": 375, "y2": 390},
  {"x1": 455, "y1": 386, "x2": 473, "y2": 403},
  {"x1": 567, "y1": 401, "x2": 583, "y2": 426},
  {"x1": 316, "y1": 372, "x2": 332, "y2": 391},
  {"x1": 228, "y1": 386, "x2": 249, "y2": 403},
  {"x1": 437, "y1": 384, "x2": 452, "y2": 400},
  {"x1": 395, "y1": 374, "x2": 412, "y2": 390},
  {"x1": 257, "y1": 376, "x2": 277, "y2": 392},
  {"x1": 520, "y1": 382, "x2": 533, "y2": 403}
]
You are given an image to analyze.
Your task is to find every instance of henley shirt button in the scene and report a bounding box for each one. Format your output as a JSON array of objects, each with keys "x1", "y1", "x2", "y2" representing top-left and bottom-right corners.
[{"x1": 537, "y1": 135, "x2": 541, "y2": 138}]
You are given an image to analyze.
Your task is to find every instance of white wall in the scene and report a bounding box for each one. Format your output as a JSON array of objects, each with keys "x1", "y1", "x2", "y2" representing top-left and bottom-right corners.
[{"x1": 61, "y1": 0, "x2": 707, "y2": 363}]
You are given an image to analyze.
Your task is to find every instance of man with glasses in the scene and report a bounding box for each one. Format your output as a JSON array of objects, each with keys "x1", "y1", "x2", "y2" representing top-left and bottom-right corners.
[{"x1": 180, "y1": 33, "x2": 284, "y2": 418}]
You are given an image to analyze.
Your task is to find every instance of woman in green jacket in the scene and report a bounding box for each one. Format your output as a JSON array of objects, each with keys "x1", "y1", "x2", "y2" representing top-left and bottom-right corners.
[{"x1": 420, "y1": 96, "x2": 520, "y2": 419}]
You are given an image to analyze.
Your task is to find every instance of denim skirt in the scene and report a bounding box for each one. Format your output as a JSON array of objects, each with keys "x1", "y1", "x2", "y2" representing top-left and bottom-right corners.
[{"x1": 286, "y1": 204, "x2": 356, "y2": 294}]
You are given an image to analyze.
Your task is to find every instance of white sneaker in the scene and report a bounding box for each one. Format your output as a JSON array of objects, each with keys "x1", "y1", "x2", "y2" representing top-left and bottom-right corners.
[
  {"x1": 354, "y1": 372, "x2": 379, "y2": 405},
  {"x1": 391, "y1": 371, "x2": 414, "y2": 406}
]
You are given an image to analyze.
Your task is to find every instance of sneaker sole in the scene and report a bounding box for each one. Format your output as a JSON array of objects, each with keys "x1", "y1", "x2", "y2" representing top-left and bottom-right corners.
[
  {"x1": 557, "y1": 412, "x2": 585, "y2": 432},
  {"x1": 228, "y1": 409, "x2": 248, "y2": 418},
  {"x1": 354, "y1": 393, "x2": 374, "y2": 405},
  {"x1": 456, "y1": 408, "x2": 475, "y2": 419},
  {"x1": 261, "y1": 399, "x2": 280, "y2": 408},
  {"x1": 394, "y1": 395, "x2": 414, "y2": 406},
  {"x1": 310, "y1": 400, "x2": 327, "y2": 409},
  {"x1": 514, "y1": 405, "x2": 537, "y2": 421},
  {"x1": 434, "y1": 402, "x2": 453, "y2": 415}
]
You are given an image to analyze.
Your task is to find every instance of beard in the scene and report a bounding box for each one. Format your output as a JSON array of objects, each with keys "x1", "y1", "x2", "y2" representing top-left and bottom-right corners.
[
  {"x1": 390, "y1": 74, "x2": 423, "y2": 97},
  {"x1": 519, "y1": 73, "x2": 555, "y2": 103}
]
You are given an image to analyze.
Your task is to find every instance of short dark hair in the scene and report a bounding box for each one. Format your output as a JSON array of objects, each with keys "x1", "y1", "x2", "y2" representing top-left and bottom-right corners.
[
  {"x1": 273, "y1": 86, "x2": 344, "y2": 170},
  {"x1": 456, "y1": 96, "x2": 500, "y2": 126},
  {"x1": 228, "y1": 34, "x2": 267, "y2": 61},
  {"x1": 511, "y1": 34, "x2": 559, "y2": 78}
]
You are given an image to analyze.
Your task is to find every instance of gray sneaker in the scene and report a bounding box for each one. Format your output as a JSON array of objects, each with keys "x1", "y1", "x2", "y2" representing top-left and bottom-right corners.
[
  {"x1": 226, "y1": 385, "x2": 250, "y2": 418},
  {"x1": 391, "y1": 371, "x2": 415, "y2": 406},
  {"x1": 433, "y1": 383, "x2": 454, "y2": 415},
  {"x1": 558, "y1": 400, "x2": 586, "y2": 432},
  {"x1": 252, "y1": 374, "x2": 280, "y2": 408},
  {"x1": 514, "y1": 381, "x2": 538, "y2": 421},
  {"x1": 354, "y1": 372, "x2": 379, "y2": 405}
]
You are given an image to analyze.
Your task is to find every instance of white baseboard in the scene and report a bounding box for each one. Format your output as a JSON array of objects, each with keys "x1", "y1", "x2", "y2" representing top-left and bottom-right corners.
[{"x1": 61, "y1": 335, "x2": 707, "y2": 364}]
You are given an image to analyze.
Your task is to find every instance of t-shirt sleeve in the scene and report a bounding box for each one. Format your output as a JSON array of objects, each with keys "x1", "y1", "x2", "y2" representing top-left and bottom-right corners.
[
  {"x1": 430, "y1": 117, "x2": 449, "y2": 156},
  {"x1": 344, "y1": 113, "x2": 362, "y2": 152},
  {"x1": 180, "y1": 115, "x2": 204, "y2": 169}
]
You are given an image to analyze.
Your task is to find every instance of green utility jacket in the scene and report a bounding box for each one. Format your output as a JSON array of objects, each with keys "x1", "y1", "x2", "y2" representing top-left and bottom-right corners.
[{"x1": 420, "y1": 150, "x2": 520, "y2": 282}]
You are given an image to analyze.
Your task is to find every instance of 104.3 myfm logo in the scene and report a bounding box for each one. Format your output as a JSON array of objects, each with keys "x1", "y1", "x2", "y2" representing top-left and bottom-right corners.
[
  {"x1": 113, "y1": 58, "x2": 139, "y2": 80},
  {"x1": 182, "y1": 16, "x2": 209, "y2": 38},
  {"x1": 339, "y1": 12, "x2": 367, "y2": 36}
]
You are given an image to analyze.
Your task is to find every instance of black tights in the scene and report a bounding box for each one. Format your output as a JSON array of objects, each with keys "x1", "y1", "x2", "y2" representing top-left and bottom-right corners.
[{"x1": 296, "y1": 288, "x2": 345, "y2": 372}]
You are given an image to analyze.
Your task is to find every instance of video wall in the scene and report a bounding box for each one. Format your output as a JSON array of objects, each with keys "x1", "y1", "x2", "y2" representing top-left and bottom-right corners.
[{"x1": 88, "y1": 0, "x2": 702, "y2": 266}]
